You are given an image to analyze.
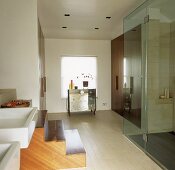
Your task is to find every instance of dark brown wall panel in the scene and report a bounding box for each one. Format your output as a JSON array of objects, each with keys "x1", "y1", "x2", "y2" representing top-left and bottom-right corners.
[{"x1": 111, "y1": 34, "x2": 124, "y2": 115}]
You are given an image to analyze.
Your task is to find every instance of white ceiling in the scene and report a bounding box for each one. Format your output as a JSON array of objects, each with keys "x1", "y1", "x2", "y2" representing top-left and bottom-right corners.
[{"x1": 37, "y1": 0, "x2": 145, "y2": 40}]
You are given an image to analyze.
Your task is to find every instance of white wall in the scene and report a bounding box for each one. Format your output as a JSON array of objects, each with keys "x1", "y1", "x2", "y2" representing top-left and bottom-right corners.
[
  {"x1": 0, "y1": 0, "x2": 40, "y2": 107},
  {"x1": 45, "y1": 39, "x2": 111, "y2": 113}
]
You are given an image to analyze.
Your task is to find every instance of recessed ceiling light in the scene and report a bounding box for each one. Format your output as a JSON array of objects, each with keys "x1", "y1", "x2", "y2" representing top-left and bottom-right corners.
[
  {"x1": 62, "y1": 27, "x2": 67, "y2": 28},
  {"x1": 64, "y1": 14, "x2": 70, "y2": 16},
  {"x1": 106, "y1": 17, "x2": 111, "y2": 19},
  {"x1": 94, "y1": 28, "x2": 99, "y2": 30}
]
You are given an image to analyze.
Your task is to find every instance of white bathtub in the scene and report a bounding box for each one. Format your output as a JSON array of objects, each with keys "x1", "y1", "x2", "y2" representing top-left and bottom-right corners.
[
  {"x1": 0, "y1": 142, "x2": 20, "y2": 170},
  {"x1": 0, "y1": 107, "x2": 38, "y2": 148}
]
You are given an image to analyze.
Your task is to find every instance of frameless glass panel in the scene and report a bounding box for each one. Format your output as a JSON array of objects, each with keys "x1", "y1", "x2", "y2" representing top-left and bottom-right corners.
[
  {"x1": 123, "y1": 25, "x2": 142, "y2": 128},
  {"x1": 123, "y1": 2, "x2": 148, "y2": 150},
  {"x1": 124, "y1": 0, "x2": 175, "y2": 169},
  {"x1": 146, "y1": 0, "x2": 175, "y2": 169}
]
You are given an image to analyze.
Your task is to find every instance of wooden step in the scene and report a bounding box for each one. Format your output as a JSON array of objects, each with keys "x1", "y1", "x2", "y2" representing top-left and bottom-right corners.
[
  {"x1": 44, "y1": 120, "x2": 65, "y2": 141},
  {"x1": 20, "y1": 128, "x2": 86, "y2": 170},
  {"x1": 65, "y1": 129, "x2": 86, "y2": 155}
]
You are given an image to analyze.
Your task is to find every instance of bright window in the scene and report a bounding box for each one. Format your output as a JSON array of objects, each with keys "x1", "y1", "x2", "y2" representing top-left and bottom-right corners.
[{"x1": 61, "y1": 56, "x2": 97, "y2": 98}]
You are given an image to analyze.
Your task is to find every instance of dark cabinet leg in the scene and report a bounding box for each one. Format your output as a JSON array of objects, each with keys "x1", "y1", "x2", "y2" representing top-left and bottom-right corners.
[{"x1": 93, "y1": 109, "x2": 96, "y2": 115}]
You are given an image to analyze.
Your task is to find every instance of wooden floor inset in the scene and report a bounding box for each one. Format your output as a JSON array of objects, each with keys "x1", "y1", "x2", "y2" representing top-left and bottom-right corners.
[{"x1": 21, "y1": 128, "x2": 86, "y2": 170}]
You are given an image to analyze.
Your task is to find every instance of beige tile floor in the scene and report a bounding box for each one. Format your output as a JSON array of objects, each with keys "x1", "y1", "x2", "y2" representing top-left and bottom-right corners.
[{"x1": 49, "y1": 110, "x2": 162, "y2": 170}]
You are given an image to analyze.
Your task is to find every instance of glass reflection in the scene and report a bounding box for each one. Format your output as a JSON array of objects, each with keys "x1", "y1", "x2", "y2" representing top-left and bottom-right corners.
[{"x1": 123, "y1": 25, "x2": 142, "y2": 128}]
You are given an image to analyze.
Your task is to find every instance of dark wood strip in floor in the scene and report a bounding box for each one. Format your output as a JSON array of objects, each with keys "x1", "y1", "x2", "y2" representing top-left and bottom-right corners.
[{"x1": 44, "y1": 120, "x2": 65, "y2": 141}]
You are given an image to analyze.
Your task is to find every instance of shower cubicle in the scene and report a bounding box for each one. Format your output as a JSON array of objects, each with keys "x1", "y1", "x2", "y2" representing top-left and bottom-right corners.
[{"x1": 123, "y1": 0, "x2": 175, "y2": 169}]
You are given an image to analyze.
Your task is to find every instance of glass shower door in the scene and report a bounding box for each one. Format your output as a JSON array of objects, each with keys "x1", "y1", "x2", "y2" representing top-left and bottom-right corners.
[
  {"x1": 123, "y1": 3, "x2": 148, "y2": 150},
  {"x1": 124, "y1": 0, "x2": 175, "y2": 169}
]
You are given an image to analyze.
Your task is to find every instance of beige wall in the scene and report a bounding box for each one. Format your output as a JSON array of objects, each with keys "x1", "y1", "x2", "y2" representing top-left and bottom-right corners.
[
  {"x1": 45, "y1": 39, "x2": 111, "y2": 113},
  {"x1": 0, "y1": 0, "x2": 40, "y2": 107},
  {"x1": 0, "y1": 89, "x2": 17, "y2": 106},
  {"x1": 147, "y1": 20, "x2": 173, "y2": 133}
]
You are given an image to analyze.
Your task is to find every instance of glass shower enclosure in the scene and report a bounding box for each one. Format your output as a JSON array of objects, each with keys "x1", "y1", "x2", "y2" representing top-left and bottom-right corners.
[{"x1": 123, "y1": 0, "x2": 175, "y2": 169}]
